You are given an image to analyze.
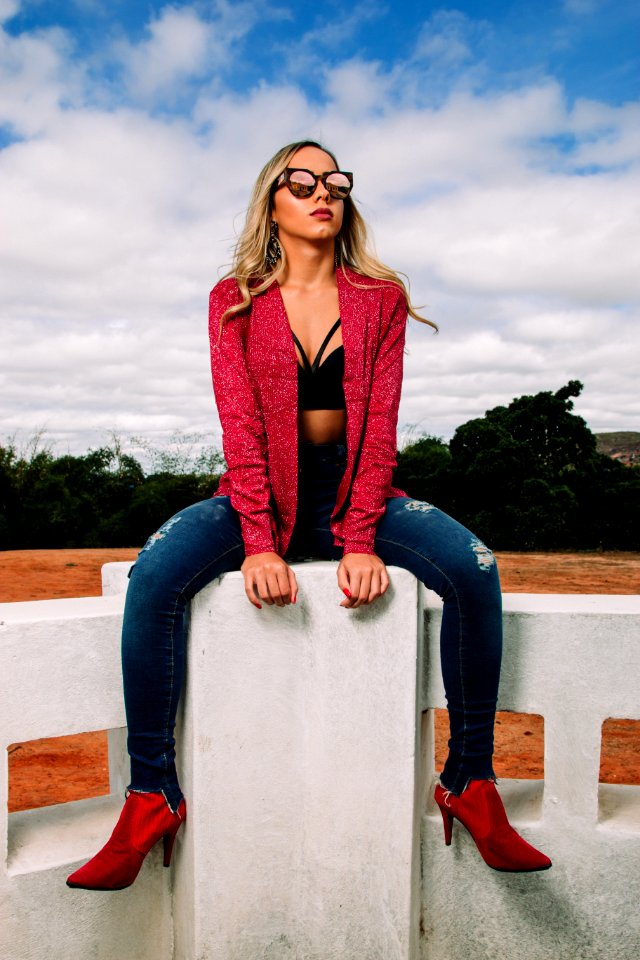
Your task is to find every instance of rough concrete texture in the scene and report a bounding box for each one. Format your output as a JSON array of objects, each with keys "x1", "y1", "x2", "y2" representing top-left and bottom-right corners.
[
  {"x1": 2, "y1": 561, "x2": 423, "y2": 960},
  {"x1": 421, "y1": 590, "x2": 640, "y2": 960},
  {"x1": 0, "y1": 593, "x2": 173, "y2": 960},
  {"x1": 101, "y1": 561, "x2": 133, "y2": 596},
  {"x1": 174, "y1": 562, "x2": 424, "y2": 960},
  {"x1": 2, "y1": 569, "x2": 638, "y2": 960}
]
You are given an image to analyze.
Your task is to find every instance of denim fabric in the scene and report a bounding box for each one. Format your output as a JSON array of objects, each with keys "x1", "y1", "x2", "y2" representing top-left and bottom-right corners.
[{"x1": 122, "y1": 441, "x2": 501, "y2": 810}]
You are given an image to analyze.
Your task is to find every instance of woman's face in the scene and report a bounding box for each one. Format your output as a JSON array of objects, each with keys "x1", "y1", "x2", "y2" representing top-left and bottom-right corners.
[{"x1": 271, "y1": 145, "x2": 345, "y2": 248}]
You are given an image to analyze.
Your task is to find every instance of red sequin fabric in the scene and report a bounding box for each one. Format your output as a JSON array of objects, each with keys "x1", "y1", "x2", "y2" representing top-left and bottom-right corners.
[{"x1": 209, "y1": 266, "x2": 408, "y2": 557}]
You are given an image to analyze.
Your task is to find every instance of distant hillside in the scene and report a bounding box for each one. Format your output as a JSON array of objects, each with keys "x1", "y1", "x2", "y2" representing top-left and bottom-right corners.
[{"x1": 596, "y1": 432, "x2": 640, "y2": 466}]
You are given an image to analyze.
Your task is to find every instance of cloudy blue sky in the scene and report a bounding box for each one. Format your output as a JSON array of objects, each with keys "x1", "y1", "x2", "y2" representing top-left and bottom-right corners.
[{"x1": 1, "y1": 0, "x2": 638, "y2": 459}]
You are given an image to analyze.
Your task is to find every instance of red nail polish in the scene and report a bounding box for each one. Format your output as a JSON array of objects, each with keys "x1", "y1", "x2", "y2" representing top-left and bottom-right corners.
[{"x1": 343, "y1": 588, "x2": 351, "y2": 598}]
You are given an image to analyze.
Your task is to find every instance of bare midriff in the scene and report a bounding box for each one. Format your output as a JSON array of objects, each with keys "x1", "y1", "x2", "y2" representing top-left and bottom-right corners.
[{"x1": 298, "y1": 408, "x2": 347, "y2": 444}]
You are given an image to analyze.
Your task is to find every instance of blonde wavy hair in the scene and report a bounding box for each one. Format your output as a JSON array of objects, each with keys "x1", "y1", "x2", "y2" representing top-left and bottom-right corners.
[{"x1": 219, "y1": 139, "x2": 436, "y2": 333}]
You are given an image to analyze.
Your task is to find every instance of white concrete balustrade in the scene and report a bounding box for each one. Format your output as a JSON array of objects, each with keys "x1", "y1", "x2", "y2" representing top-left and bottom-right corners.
[{"x1": 1, "y1": 561, "x2": 638, "y2": 960}]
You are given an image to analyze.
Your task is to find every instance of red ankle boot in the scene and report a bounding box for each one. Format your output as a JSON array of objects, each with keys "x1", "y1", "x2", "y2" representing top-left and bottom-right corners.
[
  {"x1": 434, "y1": 779, "x2": 551, "y2": 872},
  {"x1": 66, "y1": 791, "x2": 186, "y2": 891}
]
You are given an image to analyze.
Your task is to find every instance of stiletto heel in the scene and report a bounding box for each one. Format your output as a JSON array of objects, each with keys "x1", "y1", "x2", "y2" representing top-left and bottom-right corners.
[
  {"x1": 439, "y1": 805, "x2": 453, "y2": 845},
  {"x1": 434, "y1": 780, "x2": 551, "y2": 873},
  {"x1": 66, "y1": 791, "x2": 186, "y2": 891},
  {"x1": 163, "y1": 825, "x2": 180, "y2": 867}
]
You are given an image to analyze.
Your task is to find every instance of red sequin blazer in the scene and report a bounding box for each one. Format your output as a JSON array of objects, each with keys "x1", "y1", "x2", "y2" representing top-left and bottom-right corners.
[{"x1": 209, "y1": 265, "x2": 408, "y2": 557}]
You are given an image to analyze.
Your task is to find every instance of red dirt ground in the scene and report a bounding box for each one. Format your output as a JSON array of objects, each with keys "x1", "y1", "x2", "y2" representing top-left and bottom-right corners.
[{"x1": 3, "y1": 548, "x2": 639, "y2": 812}]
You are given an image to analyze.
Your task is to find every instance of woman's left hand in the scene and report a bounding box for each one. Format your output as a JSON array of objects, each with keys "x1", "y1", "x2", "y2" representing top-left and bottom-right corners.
[{"x1": 337, "y1": 553, "x2": 389, "y2": 608}]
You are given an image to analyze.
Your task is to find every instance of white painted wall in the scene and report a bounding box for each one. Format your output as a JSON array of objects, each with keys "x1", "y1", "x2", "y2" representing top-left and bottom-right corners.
[
  {"x1": 2, "y1": 561, "x2": 423, "y2": 960},
  {"x1": 421, "y1": 591, "x2": 640, "y2": 960},
  {"x1": 1, "y1": 593, "x2": 173, "y2": 960},
  {"x1": 1, "y1": 564, "x2": 638, "y2": 960}
]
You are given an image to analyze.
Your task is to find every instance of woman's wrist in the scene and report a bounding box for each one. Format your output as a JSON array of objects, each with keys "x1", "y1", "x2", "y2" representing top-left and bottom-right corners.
[
  {"x1": 243, "y1": 541, "x2": 278, "y2": 557},
  {"x1": 342, "y1": 540, "x2": 376, "y2": 556}
]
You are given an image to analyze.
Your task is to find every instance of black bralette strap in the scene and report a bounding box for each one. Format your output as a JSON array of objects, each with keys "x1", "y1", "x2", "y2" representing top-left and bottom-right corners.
[
  {"x1": 291, "y1": 329, "x2": 311, "y2": 373},
  {"x1": 292, "y1": 317, "x2": 342, "y2": 373},
  {"x1": 313, "y1": 318, "x2": 342, "y2": 372}
]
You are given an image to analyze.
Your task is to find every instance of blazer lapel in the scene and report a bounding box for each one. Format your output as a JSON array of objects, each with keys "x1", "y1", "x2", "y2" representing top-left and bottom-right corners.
[
  {"x1": 332, "y1": 267, "x2": 384, "y2": 518},
  {"x1": 257, "y1": 281, "x2": 298, "y2": 373},
  {"x1": 337, "y1": 266, "x2": 384, "y2": 387}
]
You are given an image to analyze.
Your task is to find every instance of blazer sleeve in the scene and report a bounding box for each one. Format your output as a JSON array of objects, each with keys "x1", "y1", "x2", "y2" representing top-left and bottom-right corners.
[
  {"x1": 209, "y1": 281, "x2": 277, "y2": 556},
  {"x1": 341, "y1": 287, "x2": 408, "y2": 556}
]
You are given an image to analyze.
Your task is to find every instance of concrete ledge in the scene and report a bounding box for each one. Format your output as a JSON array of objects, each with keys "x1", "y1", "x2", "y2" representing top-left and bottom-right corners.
[
  {"x1": 101, "y1": 561, "x2": 134, "y2": 595},
  {"x1": 2, "y1": 565, "x2": 639, "y2": 959},
  {"x1": 598, "y1": 783, "x2": 640, "y2": 832},
  {"x1": 8, "y1": 794, "x2": 125, "y2": 877},
  {"x1": 420, "y1": 589, "x2": 640, "y2": 960},
  {"x1": 2, "y1": 560, "x2": 424, "y2": 960},
  {"x1": 0, "y1": 594, "x2": 126, "y2": 744}
]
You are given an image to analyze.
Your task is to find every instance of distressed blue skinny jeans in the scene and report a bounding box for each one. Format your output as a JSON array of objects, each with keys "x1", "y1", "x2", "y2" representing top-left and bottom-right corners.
[{"x1": 123, "y1": 442, "x2": 502, "y2": 812}]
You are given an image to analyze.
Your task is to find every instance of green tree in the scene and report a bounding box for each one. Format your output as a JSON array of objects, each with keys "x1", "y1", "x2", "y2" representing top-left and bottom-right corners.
[
  {"x1": 2, "y1": 395, "x2": 638, "y2": 551},
  {"x1": 0, "y1": 444, "x2": 19, "y2": 547},
  {"x1": 0, "y1": 434, "x2": 224, "y2": 549},
  {"x1": 447, "y1": 381, "x2": 640, "y2": 549},
  {"x1": 394, "y1": 435, "x2": 452, "y2": 508},
  {"x1": 117, "y1": 471, "x2": 216, "y2": 546}
]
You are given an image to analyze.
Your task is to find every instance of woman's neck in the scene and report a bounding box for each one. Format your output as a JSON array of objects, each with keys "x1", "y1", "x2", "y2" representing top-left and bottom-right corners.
[{"x1": 278, "y1": 241, "x2": 336, "y2": 292}]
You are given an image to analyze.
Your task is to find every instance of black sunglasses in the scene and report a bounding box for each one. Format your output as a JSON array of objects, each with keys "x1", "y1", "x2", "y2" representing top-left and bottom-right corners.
[{"x1": 274, "y1": 167, "x2": 353, "y2": 199}]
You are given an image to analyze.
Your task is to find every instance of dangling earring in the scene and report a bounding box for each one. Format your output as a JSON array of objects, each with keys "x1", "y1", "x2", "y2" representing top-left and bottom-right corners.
[
  {"x1": 334, "y1": 240, "x2": 342, "y2": 269},
  {"x1": 266, "y1": 220, "x2": 281, "y2": 267}
]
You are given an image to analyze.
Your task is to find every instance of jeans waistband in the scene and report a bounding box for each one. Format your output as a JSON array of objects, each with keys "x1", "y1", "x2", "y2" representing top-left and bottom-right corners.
[{"x1": 298, "y1": 441, "x2": 347, "y2": 463}]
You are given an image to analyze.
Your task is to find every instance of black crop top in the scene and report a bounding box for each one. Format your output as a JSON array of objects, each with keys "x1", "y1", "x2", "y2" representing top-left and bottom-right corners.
[{"x1": 292, "y1": 318, "x2": 346, "y2": 411}]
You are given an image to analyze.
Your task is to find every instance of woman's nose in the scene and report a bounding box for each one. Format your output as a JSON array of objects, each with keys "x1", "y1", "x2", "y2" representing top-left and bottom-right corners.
[{"x1": 313, "y1": 180, "x2": 330, "y2": 201}]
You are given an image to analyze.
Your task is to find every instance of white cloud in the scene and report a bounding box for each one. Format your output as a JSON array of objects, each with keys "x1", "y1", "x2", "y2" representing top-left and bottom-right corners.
[
  {"x1": 114, "y1": 6, "x2": 214, "y2": 102},
  {"x1": 570, "y1": 98, "x2": 640, "y2": 170},
  {"x1": 506, "y1": 307, "x2": 612, "y2": 343},
  {"x1": 1, "y1": 10, "x2": 638, "y2": 456},
  {"x1": 296, "y1": 0, "x2": 382, "y2": 49},
  {"x1": 324, "y1": 60, "x2": 390, "y2": 115},
  {"x1": 413, "y1": 9, "x2": 482, "y2": 67},
  {"x1": 563, "y1": 0, "x2": 599, "y2": 14},
  {"x1": 274, "y1": 0, "x2": 383, "y2": 82},
  {"x1": 0, "y1": 21, "x2": 85, "y2": 136},
  {"x1": 388, "y1": 174, "x2": 640, "y2": 303},
  {"x1": 0, "y1": 0, "x2": 19, "y2": 24},
  {"x1": 99, "y1": 2, "x2": 273, "y2": 107}
]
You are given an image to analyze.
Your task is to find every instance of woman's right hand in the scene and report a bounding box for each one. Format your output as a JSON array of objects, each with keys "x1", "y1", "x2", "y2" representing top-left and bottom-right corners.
[{"x1": 241, "y1": 552, "x2": 298, "y2": 609}]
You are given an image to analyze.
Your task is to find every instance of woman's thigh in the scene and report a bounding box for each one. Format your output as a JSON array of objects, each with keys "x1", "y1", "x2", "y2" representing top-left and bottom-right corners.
[
  {"x1": 373, "y1": 496, "x2": 501, "y2": 602},
  {"x1": 128, "y1": 496, "x2": 245, "y2": 600}
]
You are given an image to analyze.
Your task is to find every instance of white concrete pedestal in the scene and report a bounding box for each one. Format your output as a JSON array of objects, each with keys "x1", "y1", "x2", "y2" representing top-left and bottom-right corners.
[{"x1": 173, "y1": 562, "x2": 424, "y2": 960}]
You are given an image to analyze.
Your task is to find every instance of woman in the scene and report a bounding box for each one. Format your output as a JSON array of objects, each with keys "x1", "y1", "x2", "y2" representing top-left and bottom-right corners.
[{"x1": 67, "y1": 140, "x2": 551, "y2": 891}]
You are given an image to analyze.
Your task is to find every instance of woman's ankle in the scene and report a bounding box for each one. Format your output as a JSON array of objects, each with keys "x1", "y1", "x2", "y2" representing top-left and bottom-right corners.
[{"x1": 126, "y1": 784, "x2": 184, "y2": 815}]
